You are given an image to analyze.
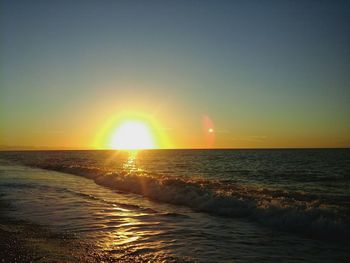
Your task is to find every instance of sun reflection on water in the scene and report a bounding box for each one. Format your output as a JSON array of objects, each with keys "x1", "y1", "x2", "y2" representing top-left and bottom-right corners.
[
  {"x1": 97, "y1": 205, "x2": 166, "y2": 260},
  {"x1": 110, "y1": 217, "x2": 141, "y2": 246},
  {"x1": 122, "y1": 150, "x2": 141, "y2": 173},
  {"x1": 95, "y1": 150, "x2": 171, "y2": 258}
]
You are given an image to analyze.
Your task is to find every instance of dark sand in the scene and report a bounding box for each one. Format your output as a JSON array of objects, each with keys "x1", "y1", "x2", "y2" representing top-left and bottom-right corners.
[
  {"x1": 0, "y1": 200, "x2": 190, "y2": 263},
  {"x1": 0, "y1": 219, "x2": 117, "y2": 263},
  {"x1": 0, "y1": 217, "x2": 189, "y2": 263},
  {"x1": 0, "y1": 199, "x2": 115, "y2": 263}
]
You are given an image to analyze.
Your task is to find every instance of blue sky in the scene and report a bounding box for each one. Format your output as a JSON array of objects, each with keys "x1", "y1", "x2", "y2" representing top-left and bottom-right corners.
[{"x1": 1, "y1": 0, "x2": 349, "y2": 148}]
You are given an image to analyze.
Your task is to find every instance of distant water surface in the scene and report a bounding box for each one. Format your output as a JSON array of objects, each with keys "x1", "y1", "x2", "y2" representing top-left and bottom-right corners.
[{"x1": 0, "y1": 149, "x2": 349, "y2": 262}]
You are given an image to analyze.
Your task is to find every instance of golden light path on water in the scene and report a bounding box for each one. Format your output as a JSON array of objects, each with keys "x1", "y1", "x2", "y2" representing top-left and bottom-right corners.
[
  {"x1": 98, "y1": 150, "x2": 166, "y2": 258},
  {"x1": 1, "y1": 151, "x2": 349, "y2": 261},
  {"x1": 122, "y1": 150, "x2": 139, "y2": 172}
]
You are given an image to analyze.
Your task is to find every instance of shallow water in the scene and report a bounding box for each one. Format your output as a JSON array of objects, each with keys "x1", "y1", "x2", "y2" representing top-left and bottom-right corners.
[{"x1": 0, "y1": 149, "x2": 349, "y2": 262}]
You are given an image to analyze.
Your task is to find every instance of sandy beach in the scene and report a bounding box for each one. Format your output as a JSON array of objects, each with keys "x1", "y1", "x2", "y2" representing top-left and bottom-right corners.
[
  {"x1": 2, "y1": 0, "x2": 350, "y2": 262},
  {"x1": 1, "y1": 151, "x2": 349, "y2": 262},
  {"x1": 0, "y1": 201, "x2": 115, "y2": 262},
  {"x1": 0, "y1": 198, "x2": 190, "y2": 262}
]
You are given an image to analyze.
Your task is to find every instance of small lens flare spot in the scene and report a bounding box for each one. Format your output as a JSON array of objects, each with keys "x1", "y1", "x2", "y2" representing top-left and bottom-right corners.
[{"x1": 208, "y1": 128, "x2": 214, "y2": 133}]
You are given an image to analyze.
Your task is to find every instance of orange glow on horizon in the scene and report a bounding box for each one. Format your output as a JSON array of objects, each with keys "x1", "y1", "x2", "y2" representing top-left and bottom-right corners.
[{"x1": 93, "y1": 111, "x2": 171, "y2": 150}]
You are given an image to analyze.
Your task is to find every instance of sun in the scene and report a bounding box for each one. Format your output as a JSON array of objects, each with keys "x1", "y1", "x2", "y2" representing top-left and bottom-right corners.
[
  {"x1": 109, "y1": 120, "x2": 156, "y2": 150},
  {"x1": 94, "y1": 111, "x2": 171, "y2": 150}
]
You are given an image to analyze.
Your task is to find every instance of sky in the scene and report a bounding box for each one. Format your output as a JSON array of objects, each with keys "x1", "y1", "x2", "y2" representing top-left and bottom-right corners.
[{"x1": 1, "y1": 0, "x2": 350, "y2": 149}]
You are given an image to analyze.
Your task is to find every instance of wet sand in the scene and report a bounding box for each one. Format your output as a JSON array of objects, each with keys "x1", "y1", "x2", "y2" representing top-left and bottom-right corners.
[
  {"x1": 0, "y1": 202, "x2": 190, "y2": 262},
  {"x1": 0, "y1": 221, "x2": 115, "y2": 262},
  {"x1": 0, "y1": 217, "x2": 189, "y2": 263},
  {"x1": 0, "y1": 200, "x2": 114, "y2": 263}
]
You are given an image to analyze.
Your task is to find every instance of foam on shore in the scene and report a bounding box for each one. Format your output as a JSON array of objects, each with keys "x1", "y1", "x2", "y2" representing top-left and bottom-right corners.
[{"x1": 37, "y1": 164, "x2": 350, "y2": 242}]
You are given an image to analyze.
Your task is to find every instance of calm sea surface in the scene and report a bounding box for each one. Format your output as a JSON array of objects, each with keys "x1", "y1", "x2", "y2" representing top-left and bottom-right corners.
[{"x1": 0, "y1": 149, "x2": 349, "y2": 262}]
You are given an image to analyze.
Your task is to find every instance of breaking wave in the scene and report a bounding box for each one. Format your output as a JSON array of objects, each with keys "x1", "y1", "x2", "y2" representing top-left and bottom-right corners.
[{"x1": 34, "y1": 163, "x2": 350, "y2": 242}]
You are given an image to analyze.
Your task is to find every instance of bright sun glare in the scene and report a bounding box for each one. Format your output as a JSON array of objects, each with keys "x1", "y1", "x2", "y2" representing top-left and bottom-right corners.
[{"x1": 110, "y1": 121, "x2": 155, "y2": 150}]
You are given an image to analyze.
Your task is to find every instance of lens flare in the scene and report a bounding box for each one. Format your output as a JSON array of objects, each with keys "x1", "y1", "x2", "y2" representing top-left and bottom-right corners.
[{"x1": 202, "y1": 115, "x2": 215, "y2": 148}]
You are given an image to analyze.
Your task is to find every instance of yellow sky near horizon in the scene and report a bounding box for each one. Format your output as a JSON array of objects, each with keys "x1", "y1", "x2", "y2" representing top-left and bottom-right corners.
[
  {"x1": 1, "y1": 105, "x2": 349, "y2": 150},
  {"x1": 1, "y1": 1, "x2": 350, "y2": 150}
]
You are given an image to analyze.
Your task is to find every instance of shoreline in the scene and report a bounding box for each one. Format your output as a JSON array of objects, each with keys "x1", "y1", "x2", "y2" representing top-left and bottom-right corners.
[
  {"x1": 0, "y1": 202, "x2": 191, "y2": 262},
  {"x1": 1, "y1": 153, "x2": 349, "y2": 262},
  {"x1": 0, "y1": 201, "x2": 114, "y2": 263}
]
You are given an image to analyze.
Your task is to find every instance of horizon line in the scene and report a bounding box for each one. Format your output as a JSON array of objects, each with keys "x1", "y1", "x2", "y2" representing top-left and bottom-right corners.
[{"x1": 0, "y1": 147, "x2": 349, "y2": 152}]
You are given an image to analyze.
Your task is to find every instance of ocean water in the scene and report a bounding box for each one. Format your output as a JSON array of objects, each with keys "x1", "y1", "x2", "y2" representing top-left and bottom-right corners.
[{"x1": 0, "y1": 149, "x2": 349, "y2": 262}]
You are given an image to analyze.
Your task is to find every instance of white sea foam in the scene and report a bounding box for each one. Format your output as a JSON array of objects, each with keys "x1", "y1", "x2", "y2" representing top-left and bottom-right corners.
[{"x1": 37, "y1": 164, "x2": 350, "y2": 242}]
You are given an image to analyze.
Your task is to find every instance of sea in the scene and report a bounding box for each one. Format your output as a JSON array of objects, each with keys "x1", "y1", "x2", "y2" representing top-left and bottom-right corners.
[{"x1": 0, "y1": 149, "x2": 349, "y2": 262}]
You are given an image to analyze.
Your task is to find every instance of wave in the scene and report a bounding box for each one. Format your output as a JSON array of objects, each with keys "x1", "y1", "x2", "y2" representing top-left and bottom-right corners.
[{"x1": 24, "y1": 163, "x2": 350, "y2": 242}]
